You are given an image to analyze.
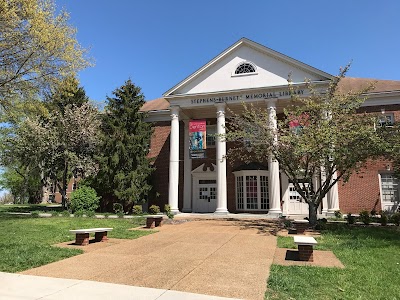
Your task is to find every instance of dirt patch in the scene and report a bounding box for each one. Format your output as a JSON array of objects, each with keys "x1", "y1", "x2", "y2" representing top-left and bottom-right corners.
[
  {"x1": 273, "y1": 248, "x2": 344, "y2": 268},
  {"x1": 54, "y1": 238, "x2": 129, "y2": 253}
]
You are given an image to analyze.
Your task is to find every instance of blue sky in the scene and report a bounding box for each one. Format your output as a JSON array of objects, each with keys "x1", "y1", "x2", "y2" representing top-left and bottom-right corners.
[{"x1": 56, "y1": 0, "x2": 400, "y2": 104}]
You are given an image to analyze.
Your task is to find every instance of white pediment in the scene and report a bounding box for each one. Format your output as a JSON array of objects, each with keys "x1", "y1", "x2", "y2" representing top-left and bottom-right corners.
[{"x1": 164, "y1": 38, "x2": 332, "y2": 97}]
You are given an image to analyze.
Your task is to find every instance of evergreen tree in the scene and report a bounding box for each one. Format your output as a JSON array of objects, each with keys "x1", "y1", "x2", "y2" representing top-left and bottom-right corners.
[{"x1": 92, "y1": 80, "x2": 154, "y2": 208}]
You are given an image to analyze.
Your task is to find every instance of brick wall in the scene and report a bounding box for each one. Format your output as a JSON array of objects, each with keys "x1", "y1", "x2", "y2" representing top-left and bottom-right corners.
[{"x1": 149, "y1": 104, "x2": 400, "y2": 214}]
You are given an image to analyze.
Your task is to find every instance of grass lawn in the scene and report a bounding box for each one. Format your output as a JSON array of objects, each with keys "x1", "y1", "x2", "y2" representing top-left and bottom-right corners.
[
  {"x1": 265, "y1": 224, "x2": 400, "y2": 300},
  {"x1": 0, "y1": 213, "x2": 151, "y2": 273}
]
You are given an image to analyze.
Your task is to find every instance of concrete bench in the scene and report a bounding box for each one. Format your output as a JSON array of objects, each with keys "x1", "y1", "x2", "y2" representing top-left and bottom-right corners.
[
  {"x1": 146, "y1": 215, "x2": 163, "y2": 229},
  {"x1": 294, "y1": 236, "x2": 317, "y2": 262},
  {"x1": 293, "y1": 219, "x2": 309, "y2": 234},
  {"x1": 69, "y1": 228, "x2": 113, "y2": 246}
]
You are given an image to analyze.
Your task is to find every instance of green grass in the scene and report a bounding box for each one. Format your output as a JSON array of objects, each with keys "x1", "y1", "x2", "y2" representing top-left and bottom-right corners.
[
  {"x1": 0, "y1": 214, "x2": 151, "y2": 273},
  {"x1": 265, "y1": 224, "x2": 400, "y2": 300},
  {"x1": 0, "y1": 204, "x2": 60, "y2": 214}
]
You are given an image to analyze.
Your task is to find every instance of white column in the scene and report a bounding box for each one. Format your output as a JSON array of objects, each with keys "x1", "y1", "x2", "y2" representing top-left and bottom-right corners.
[
  {"x1": 266, "y1": 99, "x2": 282, "y2": 216},
  {"x1": 320, "y1": 166, "x2": 328, "y2": 215},
  {"x1": 281, "y1": 172, "x2": 290, "y2": 216},
  {"x1": 215, "y1": 102, "x2": 228, "y2": 214},
  {"x1": 327, "y1": 171, "x2": 340, "y2": 215},
  {"x1": 168, "y1": 106, "x2": 180, "y2": 214},
  {"x1": 182, "y1": 120, "x2": 192, "y2": 212}
]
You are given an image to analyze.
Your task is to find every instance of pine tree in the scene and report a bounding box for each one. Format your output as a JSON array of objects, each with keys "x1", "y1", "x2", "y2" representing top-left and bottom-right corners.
[{"x1": 93, "y1": 80, "x2": 154, "y2": 208}]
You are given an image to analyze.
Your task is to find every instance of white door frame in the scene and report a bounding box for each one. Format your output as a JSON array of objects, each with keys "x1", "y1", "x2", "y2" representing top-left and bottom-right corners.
[{"x1": 192, "y1": 163, "x2": 217, "y2": 213}]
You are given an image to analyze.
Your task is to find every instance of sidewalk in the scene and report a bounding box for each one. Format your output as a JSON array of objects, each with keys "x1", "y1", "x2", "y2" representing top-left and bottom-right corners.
[
  {"x1": 0, "y1": 272, "x2": 241, "y2": 300},
  {"x1": 21, "y1": 219, "x2": 277, "y2": 299}
]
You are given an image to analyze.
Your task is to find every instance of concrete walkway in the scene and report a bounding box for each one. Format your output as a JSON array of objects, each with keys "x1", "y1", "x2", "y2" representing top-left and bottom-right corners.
[
  {"x1": 21, "y1": 219, "x2": 278, "y2": 300},
  {"x1": 0, "y1": 272, "x2": 240, "y2": 300}
]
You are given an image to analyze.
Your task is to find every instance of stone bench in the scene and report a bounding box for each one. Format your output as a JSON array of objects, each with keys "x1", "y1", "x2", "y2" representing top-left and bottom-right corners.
[
  {"x1": 293, "y1": 219, "x2": 309, "y2": 234},
  {"x1": 294, "y1": 236, "x2": 317, "y2": 262},
  {"x1": 146, "y1": 215, "x2": 163, "y2": 229},
  {"x1": 69, "y1": 228, "x2": 113, "y2": 246}
]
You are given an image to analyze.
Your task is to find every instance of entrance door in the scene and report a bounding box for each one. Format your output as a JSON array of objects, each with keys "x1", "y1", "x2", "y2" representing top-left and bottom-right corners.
[
  {"x1": 288, "y1": 183, "x2": 309, "y2": 215},
  {"x1": 196, "y1": 180, "x2": 217, "y2": 213}
]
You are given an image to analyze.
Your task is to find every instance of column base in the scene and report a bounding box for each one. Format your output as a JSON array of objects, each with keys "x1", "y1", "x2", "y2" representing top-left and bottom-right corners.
[
  {"x1": 170, "y1": 209, "x2": 180, "y2": 215},
  {"x1": 326, "y1": 209, "x2": 339, "y2": 217},
  {"x1": 214, "y1": 208, "x2": 229, "y2": 215},
  {"x1": 268, "y1": 209, "x2": 282, "y2": 218}
]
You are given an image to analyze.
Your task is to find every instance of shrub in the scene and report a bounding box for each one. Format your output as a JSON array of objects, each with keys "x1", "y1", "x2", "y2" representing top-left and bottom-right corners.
[
  {"x1": 380, "y1": 213, "x2": 388, "y2": 226},
  {"x1": 113, "y1": 203, "x2": 124, "y2": 215},
  {"x1": 359, "y1": 210, "x2": 371, "y2": 225},
  {"x1": 50, "y1": 210, "x2": 60, "y2": 217},
  {"x1": 69, "y1": 186, "x2": 100, "y2": 213},
  {"x1": 74, "y1": 210, "x2": 84, "y2": 217},
  {"x1": 370, "y1": 209, "x2": 377, "y2": 216},
  {"x1": 31, "y1": 211, "x2": 40, "y2": 218},
  {"x1": 61, "y1": 210, "x2": 71, "y2": 217},
  {"x1": 164, "y1": 204, "x2": 174, "y2": 219},
  {"x1": 148, "y1": 205, "x2": 160, "y2": 215},
  {"x1": 86, "y1": 210, "x2": 96, "y2": 218},
  {"x1": 347, "y1": 213, "x2": 356, "y2": 225},
  {"x1": 132, "y1": 205, "x2": 143, "y2": 215},
  {"x1": 390, "y1": 213, "x2": 400, "y2": 226},
  {"x1": 315, "y1": 218, "x2": 328, "y2": 230},
  {"x1": 117, "y1": 211, "x2": 124, "y2": 218},
  {"x1": 334, "y1": 210, "x2": 342, "y2": 219}
]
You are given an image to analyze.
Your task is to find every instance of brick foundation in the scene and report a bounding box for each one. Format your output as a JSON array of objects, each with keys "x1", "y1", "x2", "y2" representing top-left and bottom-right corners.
[
  {"x1": 95, "y1": 231, "x2": 108, "y2": 242},
  {"x1": 298, "y1": 245, "x2": 314, "y2": 261},
  {"x1": 294, "y1": 222, "x2": 308, "y2": 234},
  {"x1": 75, "y1": 233, "x2": 89, "y2": 246}
]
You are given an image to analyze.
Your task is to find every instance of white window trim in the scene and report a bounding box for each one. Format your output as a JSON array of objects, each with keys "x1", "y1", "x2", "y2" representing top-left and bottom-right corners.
[
  {"x1": 231, "y1": 61, "x2": 258, "y2": 77},
  {"x1": 379, "y1": 171, "x2": 400, "y2": 212},
  {"x1": 233, "y1": 170, "x2": 269, "y2": 211}
]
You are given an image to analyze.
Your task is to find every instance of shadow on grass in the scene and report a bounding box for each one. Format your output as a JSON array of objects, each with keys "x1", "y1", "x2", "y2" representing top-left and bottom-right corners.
[{"x1": 0, "y1": 204, "x2": 64, "y2": 213}]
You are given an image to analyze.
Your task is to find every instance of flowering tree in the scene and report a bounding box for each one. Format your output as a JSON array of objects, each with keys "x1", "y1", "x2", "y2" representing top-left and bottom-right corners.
[{"x1": 225, "y1": 66, "x2": 384, "y2": 226}]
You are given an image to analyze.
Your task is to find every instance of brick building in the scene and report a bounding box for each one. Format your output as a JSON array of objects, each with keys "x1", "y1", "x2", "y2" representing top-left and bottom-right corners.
[{"x1": 142, "y1": 38, "x2": 399, "y2": 216}]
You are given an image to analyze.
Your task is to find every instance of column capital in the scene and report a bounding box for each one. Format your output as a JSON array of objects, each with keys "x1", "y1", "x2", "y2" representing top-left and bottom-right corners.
[
  {"x1": 170, "y1": 106, "x2": 180, "y2": 120},
  {"x1": 215, "y1": 102, "x2": 226, "y2": 110},
  {"x1": 266, "y1": 98, "x2": 278, "y2": 108}
]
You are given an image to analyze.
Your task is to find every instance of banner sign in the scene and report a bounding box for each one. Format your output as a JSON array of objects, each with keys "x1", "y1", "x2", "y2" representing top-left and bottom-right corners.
[{"x1": 189, "y1": 120, "x2": 206, "y2": 159}]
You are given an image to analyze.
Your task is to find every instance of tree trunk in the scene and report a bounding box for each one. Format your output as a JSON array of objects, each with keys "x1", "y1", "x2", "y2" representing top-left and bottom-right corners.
[
  {"x1": 61, "y1": 161, "x2": 68, "y2": 209},
  {"x1": 308, "y1": 202, "x2": 318, "y2": 227}
]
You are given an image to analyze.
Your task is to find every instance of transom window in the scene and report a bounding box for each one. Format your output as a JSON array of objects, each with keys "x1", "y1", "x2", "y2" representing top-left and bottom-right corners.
[
  {"x1": 234, "y1": 170, "x2": 269, "y2": 210},
  {"x1": 235, "y1": 62, "x2": 256, "y2": 74}
]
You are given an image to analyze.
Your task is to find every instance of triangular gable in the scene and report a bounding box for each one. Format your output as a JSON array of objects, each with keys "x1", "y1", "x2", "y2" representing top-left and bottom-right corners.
[{"x1": 164, "y1": 38, "x2": 332, "y2": 97}]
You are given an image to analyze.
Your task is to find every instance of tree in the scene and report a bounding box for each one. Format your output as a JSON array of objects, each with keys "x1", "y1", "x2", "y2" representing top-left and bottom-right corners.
[
  {"x1": 225, "y1": 66, "x2": 384, "y2": 226},
  {"x1": 90, "y1": 80, "x2": 154, "y2": 209},
  {"x1": 0, "y1": 0, "x2": 90, "y2": 109}
]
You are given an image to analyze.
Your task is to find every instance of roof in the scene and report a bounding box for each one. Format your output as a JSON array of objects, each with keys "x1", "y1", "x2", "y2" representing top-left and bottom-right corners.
[
  {"x1": 338, "y1": 77, "x2": 400, "y2": 94},
  {"x1": 140, "y1": 97, "x2": 169, "y2": 112},
  {"x1": 141, "y1": 77, "x2": 400, "y2": 112}
]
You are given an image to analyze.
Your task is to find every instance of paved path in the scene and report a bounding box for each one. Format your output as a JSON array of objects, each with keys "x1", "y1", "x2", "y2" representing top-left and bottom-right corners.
[
  {"x1": 21, "y1": 219, "x2": 278, "y2": 300},
  {"x1": 0, "y1": 272, "x2": 239, "y2": 300}
]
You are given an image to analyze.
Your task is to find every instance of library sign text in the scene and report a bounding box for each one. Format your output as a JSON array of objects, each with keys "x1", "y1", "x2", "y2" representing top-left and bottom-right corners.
[{"x1": 190, "y1": 89, "x2": 305, "y2": 105}]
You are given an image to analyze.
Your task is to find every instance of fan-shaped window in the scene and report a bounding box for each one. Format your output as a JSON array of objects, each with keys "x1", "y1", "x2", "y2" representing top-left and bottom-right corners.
[{"x1": 235, "y1": 62, "x2": 256, "y2": 74}]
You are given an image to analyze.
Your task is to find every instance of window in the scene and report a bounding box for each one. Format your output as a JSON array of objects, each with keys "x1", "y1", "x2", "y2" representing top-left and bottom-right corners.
[
  {"x1": 381, "y1": 174, "x2": 399, "y2": 203},
  {"x1": 234, "y1": 170, "x2": 269, "y2": 211},
  {"x1": 288, "y1": 182, "x2": 310, "y2": 202},
  {"x1": 234, "y1": 62, "x2": 256, "y2": 75},
  {"x1": 377, "y1": 113, "x2": 394, "y2": 127},
  {"x1": 206, "y1": 125, "x2": 216, "y2": 147}
]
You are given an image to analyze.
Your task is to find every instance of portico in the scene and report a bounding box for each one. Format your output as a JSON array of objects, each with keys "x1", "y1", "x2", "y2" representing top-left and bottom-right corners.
[{"x1": 162, "y1": 38, "x2": 340, "y2": 216}]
